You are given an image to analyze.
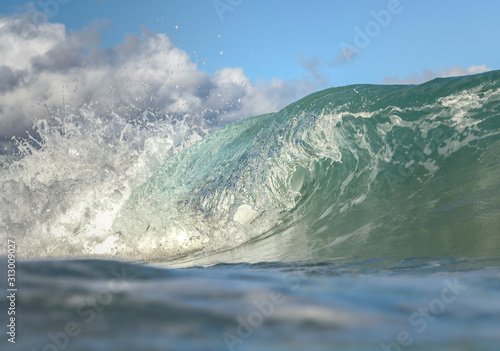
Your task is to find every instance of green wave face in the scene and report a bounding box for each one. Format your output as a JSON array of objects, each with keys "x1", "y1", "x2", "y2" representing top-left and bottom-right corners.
[{"x1": 114, "y1": 71, "x2": 500, "y2": 264}]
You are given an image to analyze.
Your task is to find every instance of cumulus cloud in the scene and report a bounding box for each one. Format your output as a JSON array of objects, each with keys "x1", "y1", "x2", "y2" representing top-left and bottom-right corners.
[
  {"x1": 0, "y1": 10, "x2": 320, "y2": 153},
  {"x1": 382, "y1": 64, "x2": 493, "y2": 85}
]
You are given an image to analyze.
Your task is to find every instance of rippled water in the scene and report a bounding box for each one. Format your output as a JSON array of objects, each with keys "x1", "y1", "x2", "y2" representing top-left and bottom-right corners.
[{"x1": 1, "y1": 258, "x2": 499, "y2": 351}]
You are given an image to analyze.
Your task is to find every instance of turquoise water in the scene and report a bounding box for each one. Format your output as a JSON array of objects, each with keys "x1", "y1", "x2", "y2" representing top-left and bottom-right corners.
[
  {"x1": 115, "y1": 70, "x2": 500, "y2": 265},
  {"x1": 1, "y1": 71, "x2": 500, "y2": 350}
]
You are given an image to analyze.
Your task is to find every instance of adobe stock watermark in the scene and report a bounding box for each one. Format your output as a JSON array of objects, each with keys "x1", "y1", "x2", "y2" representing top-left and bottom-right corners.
[
  {"x1": 213, "y1": 0, "x2": 243, "y2": 21},
  {"x1": 6, "y1": 240, "x2": 17, "y2": 344},
  {"x1": 7, "y1": 0, "x2": 71, "y2": 46},
  {"x1": 223, "y1": 270, "x2": 304, "y2": 350},
  {"x1": 30, "y1": 267, "x2": 134, "y2": 351},
  {"x1": 380, "y1": 277, "x2": 467, "y2": 351},
  {"x1": 339, "y1": 0, "x2": 405, "y2": 62}
]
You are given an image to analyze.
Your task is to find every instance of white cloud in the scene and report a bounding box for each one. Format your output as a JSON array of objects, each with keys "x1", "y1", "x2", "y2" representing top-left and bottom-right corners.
[
  {"x1": 382, "y1": 64, "x2": 493, "y2": 85},
  {"x1": 0, "y1": 11, "x2": 321, "y2": 153}
]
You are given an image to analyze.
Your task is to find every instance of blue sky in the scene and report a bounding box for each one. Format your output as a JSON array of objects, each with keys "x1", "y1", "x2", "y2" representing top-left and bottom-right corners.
[{"x1": 1, "y1": 0, "x2": 498, "y2": 86}]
